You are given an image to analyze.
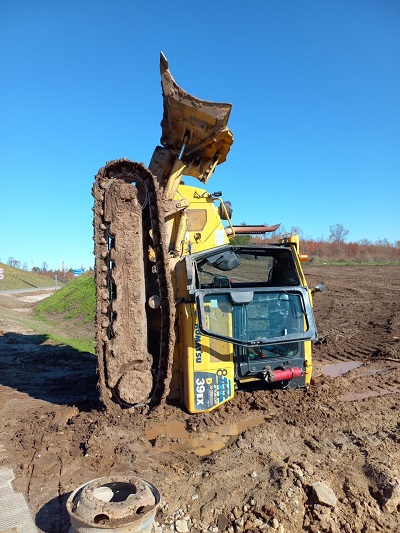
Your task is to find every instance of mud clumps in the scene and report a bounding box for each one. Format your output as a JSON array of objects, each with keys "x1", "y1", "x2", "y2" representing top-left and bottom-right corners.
[{"x1": 0, "y1": 264, "x2": 400, "y2": 532}]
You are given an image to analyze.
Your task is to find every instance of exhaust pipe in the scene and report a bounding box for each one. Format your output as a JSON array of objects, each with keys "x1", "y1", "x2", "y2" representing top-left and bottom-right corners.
[{"x1": 225, "y1": 223, "x2": 281, "y2": 236}]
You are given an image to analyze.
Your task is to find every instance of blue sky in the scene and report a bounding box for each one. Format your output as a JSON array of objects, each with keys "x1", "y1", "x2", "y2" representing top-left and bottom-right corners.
[{"x1": 1, "y1": 0, "x2": 399, "y2": 271}]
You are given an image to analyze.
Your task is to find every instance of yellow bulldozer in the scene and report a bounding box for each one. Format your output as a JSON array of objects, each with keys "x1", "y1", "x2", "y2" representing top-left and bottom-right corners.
[{"x1": 92, "y1": 54, "x2": 322, "y2": 413}]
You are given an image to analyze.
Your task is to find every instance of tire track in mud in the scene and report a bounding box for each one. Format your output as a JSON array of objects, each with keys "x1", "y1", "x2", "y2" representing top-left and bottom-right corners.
[
  {"x1": 314, "y1": 333, "x2": 397, "y2": 363},
  {"x1": 306, "y1": 265, "x2": 400, "y2": 367}
]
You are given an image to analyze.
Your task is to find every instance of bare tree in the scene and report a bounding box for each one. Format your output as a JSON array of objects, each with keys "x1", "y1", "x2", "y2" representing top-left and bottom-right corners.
[
  {"x1": 7, "y1": 257, "x2": 21, "y2": 268},
  {"x1": 329, "y1": 224, "x2": 349, "y2": 244},
  {"x1": 375, "y1": 238, "x2": 390, "y2": 247},
  {"x1": 290, "y1": 226, "x2": 303, "y2": 238}
]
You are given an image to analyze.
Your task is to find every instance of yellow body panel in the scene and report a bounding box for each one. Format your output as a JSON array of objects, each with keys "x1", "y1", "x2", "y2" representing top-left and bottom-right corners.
[
  {"x1": 180, "y1": 303, "x2": 235, "y2": 413},
  {"x1": 171, "y1": 184, "x2": 230, "y2": 256},
  {"x1": 304, "y1": 341, "x2": 312, "y2": 384}
]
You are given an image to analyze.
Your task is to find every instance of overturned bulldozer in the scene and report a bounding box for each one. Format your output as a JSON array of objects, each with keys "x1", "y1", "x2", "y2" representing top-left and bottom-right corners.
[{"x1": 92, "y1": 54, "x2": 319, "y2": 413}]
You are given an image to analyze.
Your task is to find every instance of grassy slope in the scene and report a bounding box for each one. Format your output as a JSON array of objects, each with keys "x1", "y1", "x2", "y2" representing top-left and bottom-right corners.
[
  {"x1": 0, "y1": 264, "x2": 96, "y2": 353},
  {"x1": 0, "y1": 262, "x2": 58, "y2": 289},
  {"x1": 35, "y1": 272, "x2": 95, "y2": 323},
  {"x1": 33, "y1": 273, "x2": 96, "y2": 353}
]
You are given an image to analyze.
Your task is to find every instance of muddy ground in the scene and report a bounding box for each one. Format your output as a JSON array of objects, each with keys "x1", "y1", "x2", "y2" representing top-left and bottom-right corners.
[{"x1": 0, "y1": 265, "x2": 399, "y2": 532}]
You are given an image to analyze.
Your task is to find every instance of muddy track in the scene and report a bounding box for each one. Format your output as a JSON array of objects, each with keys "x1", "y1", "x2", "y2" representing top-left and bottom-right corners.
[
  {"x1": 0, "y1": 265, "x2": 399, "y2": 532},
  {"x1": 92, "y1": 159, "x2": 175, "y2": 410}
]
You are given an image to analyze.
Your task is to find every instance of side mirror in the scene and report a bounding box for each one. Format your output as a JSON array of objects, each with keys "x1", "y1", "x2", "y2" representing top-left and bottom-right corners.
[{"x1": 312, "y1": 283, "x2": 327, "y2": 295}]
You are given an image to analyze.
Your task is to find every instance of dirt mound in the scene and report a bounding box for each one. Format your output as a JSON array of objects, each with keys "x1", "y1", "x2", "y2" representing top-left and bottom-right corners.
[{"x1": 0, "y1": 265, "x2": 399, "y2": 532}]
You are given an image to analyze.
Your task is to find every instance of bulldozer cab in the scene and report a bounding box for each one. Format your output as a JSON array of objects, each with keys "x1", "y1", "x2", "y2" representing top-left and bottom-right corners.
[
  {"x1": 180, "y1": 245, "x2": 317, "y2": 412},
  {"x1": 190, "y1": 245, "x2": 316, "y2": 346}
]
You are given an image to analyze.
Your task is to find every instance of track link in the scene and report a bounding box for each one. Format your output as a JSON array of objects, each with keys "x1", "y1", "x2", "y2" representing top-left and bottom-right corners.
[{"x1": 92, "y1": 159, "x2": 175, "y2": 410}]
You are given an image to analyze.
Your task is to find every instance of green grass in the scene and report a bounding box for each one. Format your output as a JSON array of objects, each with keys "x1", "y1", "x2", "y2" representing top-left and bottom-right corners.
[
  {"x1": 0, "y1": 262, "x2": 58, "y2": 289},
  {"x1": 34, "y1": 272, "x2": 95, "y2": 323},
  {"x1": 0, "y1": 264, "x2": 96, "y2": 353},
  {"x1": 32, "y1": 272, "x2": 96, "y2": 353},
  {"x1": 43, "y1": 333, "x2": 95, "y2": 354}
]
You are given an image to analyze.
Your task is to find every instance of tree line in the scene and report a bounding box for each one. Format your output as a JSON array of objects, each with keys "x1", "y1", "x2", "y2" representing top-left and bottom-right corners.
[{"x1": 232, "y1": 223, "x2": 400, "y2": 264}]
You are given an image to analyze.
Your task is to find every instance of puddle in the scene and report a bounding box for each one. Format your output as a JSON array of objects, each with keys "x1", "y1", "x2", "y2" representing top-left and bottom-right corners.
[
  {"x1": 146, "y1": 416, "x2": 264, "y2": 456},
  {"x1": 340, "y1": 386, "x2": 400, "y2": 402},
  {"x1": 321, "y1": 361, "x2": 363, "y2": 378},
  {"x1": 362, "y1": 367, "x2": 385, "y2": 376}
]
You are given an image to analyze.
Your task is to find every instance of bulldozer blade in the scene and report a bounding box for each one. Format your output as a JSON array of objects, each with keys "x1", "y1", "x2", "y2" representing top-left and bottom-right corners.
[{"x1": 160, "y1": 52, "x2": 233, "y2": 183}]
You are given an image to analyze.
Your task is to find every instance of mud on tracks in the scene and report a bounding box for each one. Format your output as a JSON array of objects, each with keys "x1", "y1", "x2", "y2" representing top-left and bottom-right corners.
[{"x1": 0, "y1": 266, "x2": 399, "y2": 532}]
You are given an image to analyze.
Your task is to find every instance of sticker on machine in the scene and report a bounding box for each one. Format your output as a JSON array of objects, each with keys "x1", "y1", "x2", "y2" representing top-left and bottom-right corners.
[
  {"x1": 214, "y1": 229, "x2": 227, "y2": 246},
  {"x1": 194, "y1": 370, "x2": 232, "y2": 410}
]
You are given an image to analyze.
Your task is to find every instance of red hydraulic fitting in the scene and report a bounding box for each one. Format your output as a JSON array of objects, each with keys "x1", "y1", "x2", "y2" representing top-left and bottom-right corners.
[{"x1": 266, "y1": 367, "x2": 303, "y2": 382}]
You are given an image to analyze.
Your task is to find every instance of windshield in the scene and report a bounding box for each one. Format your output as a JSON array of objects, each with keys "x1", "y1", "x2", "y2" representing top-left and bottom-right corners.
[
  {"x1": 196, "y1": 288, "x2": 316, "y2": 346},
  {"x1": 197, "y1": 248, "x2": 300, "y2": 288}
]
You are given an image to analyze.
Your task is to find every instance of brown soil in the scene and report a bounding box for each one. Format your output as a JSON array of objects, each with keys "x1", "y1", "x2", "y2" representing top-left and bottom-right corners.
[{"x1": 0, "y1": 265, "x2": 399, "y2": 532}]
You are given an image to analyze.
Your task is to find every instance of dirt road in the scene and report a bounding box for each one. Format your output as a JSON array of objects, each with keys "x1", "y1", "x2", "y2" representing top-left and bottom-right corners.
[{"x1": 0, "y1": 265, "x2": 399, "y2": 532}]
